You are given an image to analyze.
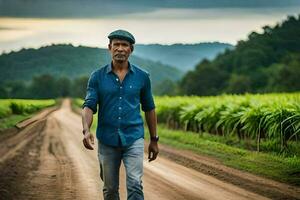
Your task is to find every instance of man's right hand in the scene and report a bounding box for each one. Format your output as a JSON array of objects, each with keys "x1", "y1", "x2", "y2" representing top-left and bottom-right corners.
[{"x1": 82, "y1": 130, "x2": 95, "y2": 150}]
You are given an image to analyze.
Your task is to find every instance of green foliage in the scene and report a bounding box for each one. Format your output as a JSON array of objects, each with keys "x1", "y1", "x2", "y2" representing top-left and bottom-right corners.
[
  {"x1": 72, "y1": 76, "x2": 89, "y2": 99},
  {"x1": 153, "y1": 79, "x2": 178, "y2": 96},
  {"x1": 180, "y1": 62, "x2": 228, "y2": 95},
  {"x1": 0, "y1": 99, "x2": 56, "y2": 118},
  {"x1": 72, "y1": 98, "x2": 84, "y2": 108},
  {"x1": 0, "y1": 74, "x2": 89, "y2": 99},
  {"x1": 267, "y1": 54, "x2": 300, "y2": 92},
  {"x1": 0, "y1": 100, "x2": 12, "y2": 118},
  {"x1": 180, "y1": 15, "x2": 300, "y2": 95},
  {"x1": 0, "y1": 115, "x2": 30, "y2": 130},
  {"x1": 30, "y1": 74, "x2": 57, "y2": 98},
  {"x1": 146, "y1": 125, "x2": 300, "y2": 185},
  {"x1": 155, "y1": 93, "x2": 300, "y2": 154},
  {"x1": 9, "y1": 102, "x2": 25, "y2": 114},
  {"x1": 226, "y1": 74, "x2": 252, "y2": 94}
]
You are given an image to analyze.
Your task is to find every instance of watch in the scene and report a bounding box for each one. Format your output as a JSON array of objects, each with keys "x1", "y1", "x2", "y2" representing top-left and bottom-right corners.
[{"x1": 150, "y1": 135, "x2": 159, "y2": 142}]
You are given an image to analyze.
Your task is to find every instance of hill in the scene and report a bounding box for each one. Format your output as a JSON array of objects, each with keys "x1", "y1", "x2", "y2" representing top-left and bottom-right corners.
[
  {"x1": 179, "y1": 15, "x2": 300, "y2": 95},
  {"x1": 0, "y1": 44, "x2": 183, "y2": 87},
  {"x1": 134, "y1": 42, "x2": 233, "y2": 71}
]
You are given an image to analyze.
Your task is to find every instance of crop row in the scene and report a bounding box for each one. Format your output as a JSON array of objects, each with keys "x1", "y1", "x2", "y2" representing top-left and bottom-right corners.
[{"x1": 155, "y1": 93, "x2": 300, "y2": 152}]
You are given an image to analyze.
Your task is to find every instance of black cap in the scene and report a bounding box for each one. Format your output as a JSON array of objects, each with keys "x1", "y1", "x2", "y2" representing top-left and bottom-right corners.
[{"x1": 108, "y1": 29, "x2": 135, "y2": 44}]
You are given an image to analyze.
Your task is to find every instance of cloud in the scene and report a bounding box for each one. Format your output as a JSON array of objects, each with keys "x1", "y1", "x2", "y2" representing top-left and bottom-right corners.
[
  {"x1": 0, "y1": 26, "x2": 25, "y2": 30},
  {"x1": 0, "y1": 26, "x2": 12, "y2": 30},
  {"x1": 0, "y1": 0, "x2": 300, "y2": 18}
]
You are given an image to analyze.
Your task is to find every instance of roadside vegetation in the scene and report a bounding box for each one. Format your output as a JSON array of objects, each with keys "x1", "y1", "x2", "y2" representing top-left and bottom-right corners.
[
  {"x1": 145, "y1": 125, "x2": 300, "y2": 185},
  {"x1": 155, "y1": 93, "x2": 300, "y2": 155},
  {"x1": 0, "y1": 99, "x2": 57, "y2": 130},
  {"x1": 74, "y1": 93, "x2": 300, "y2": 185}
]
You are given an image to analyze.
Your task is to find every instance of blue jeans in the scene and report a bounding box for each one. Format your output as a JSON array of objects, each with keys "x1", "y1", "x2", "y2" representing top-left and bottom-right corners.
[{"x1": 97, "y1": 137, "x2": 144, "y2": 200}]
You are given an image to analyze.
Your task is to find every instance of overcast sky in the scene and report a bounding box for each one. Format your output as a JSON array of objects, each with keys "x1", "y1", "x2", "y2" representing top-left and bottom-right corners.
[{"x1": 0, "y1": 0, "x2": 299, "y2": 53}]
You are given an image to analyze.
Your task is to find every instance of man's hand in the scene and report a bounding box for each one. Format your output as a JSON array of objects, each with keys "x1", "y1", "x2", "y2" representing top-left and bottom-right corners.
[
  {"x1": 148, "y1": 141, "x2": 159, "y2": 162},
  {"x1": 82, "y1": 130, "x2": 95, "y2": 150}
]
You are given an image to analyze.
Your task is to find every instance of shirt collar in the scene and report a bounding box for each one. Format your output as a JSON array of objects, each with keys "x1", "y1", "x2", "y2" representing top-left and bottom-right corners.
[{"x1": 106, "y1": 61, "x2": 136, "y2": 74}]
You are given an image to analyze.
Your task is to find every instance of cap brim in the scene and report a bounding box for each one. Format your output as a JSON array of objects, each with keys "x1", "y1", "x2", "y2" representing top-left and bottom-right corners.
[{"x1": 108, "y1": 35, "x2": 135, "y2": 44}]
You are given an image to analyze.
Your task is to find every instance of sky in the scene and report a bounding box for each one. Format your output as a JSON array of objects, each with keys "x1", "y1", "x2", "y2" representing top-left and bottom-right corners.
[{"x1": 0, "y1": 0, "x2": 300, "y2": 53}]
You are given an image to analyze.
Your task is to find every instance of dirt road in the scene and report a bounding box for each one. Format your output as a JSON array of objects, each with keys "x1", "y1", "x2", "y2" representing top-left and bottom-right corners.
[{"x1": 0, "y1": 99, "x2": 299, "y2": 200}]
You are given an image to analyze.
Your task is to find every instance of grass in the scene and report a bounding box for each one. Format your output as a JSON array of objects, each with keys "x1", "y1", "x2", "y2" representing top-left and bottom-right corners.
[
  {"x1": 0, "y1": 114, "x2": 34, "y2": 130},
  {"x1": 145, "y1": 124, "x2": 300, "y2": 186},
  {"x1": 0, "y1": 99, "x2": 57, "y2": 131}
]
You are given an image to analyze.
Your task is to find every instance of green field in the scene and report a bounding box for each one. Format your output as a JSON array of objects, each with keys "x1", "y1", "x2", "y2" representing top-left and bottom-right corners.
[
  {"x1": 155, "y1": 93, "x2": 300, "y2": 154},
  {"x1": 75, "y1": 93, "x2": 300, "y2": 156},
  {"x1": 75, "y1": 93, "x2": 300, "y2": 185},
  {"x1": 0, "y1": 99, "x2": 57, "y2": 130}
]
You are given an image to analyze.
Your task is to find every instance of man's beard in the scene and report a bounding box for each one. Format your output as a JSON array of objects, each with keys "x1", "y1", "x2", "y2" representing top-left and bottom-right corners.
[{"x1": 114, "y1": 54, "x2": 127, "y2": 62}]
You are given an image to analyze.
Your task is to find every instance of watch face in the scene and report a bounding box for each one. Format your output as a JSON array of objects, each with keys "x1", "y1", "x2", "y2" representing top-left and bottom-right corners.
[{"x1": 151, "y1": 136, "x2": 159, "y2": 141}]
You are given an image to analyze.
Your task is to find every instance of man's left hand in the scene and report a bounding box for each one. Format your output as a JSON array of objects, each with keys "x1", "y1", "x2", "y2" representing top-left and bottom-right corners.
[{"x1": 148, "y1": 141, "x2": 159, "y2": 162}]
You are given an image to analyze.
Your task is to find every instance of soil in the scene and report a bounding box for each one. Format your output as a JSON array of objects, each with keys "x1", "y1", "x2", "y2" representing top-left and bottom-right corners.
[{"x1": 0, "y1": 99, "x2": 299, "y2": 200}]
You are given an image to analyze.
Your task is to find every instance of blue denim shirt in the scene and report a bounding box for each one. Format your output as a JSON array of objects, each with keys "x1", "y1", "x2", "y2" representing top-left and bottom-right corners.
[{"x1": 82, "y1": 62, "x2": 155, "y2": 147}]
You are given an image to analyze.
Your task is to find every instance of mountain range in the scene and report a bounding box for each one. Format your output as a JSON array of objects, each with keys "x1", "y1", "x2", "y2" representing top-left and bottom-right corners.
[
  {"x1": 134, "y1": 43, "x2": 233, "y2": 71},
  {"x1": 0, "y1": 42, "x2": 230, "y2": 87}
]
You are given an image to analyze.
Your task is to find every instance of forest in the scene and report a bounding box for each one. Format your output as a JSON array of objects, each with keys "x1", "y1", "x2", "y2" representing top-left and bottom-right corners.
[{"x1": 179, "y1": 15, "x2": 300, "y2": 96}]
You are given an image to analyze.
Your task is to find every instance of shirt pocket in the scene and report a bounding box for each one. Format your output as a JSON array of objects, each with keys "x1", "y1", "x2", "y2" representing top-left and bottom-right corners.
[
  {"x1": 124, "y1": 84, "x2": 141, "y2": 102},
  {"x1": 126, "y1": 84, "x2": 140, "y2": 94}
]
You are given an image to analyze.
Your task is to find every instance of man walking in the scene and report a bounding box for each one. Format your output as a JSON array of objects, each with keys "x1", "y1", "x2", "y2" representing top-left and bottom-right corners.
[{"x1": 81, "y1": 29, "x2": 159, "y2": 200}]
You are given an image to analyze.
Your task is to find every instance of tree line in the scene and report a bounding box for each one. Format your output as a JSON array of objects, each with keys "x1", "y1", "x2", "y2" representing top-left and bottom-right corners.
[
  {"x1": 0, "y1": 44, "x2": 182, "y2": 91},
  {"x1": 178, "y1": 15, "x2": 300, "y2": 96},
  {"x1": 0, "y1": 74, "x2": 88, "y2": 99}
]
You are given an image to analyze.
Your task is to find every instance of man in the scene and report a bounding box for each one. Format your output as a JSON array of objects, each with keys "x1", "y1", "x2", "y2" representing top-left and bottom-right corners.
[{"x1": 81, "y1": 29, "x2": 159, "y2": 200}]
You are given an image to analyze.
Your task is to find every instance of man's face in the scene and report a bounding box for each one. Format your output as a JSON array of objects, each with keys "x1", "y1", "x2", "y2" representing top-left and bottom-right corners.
[{"x1": 108, "y1": 39, "x2": 132, "y2": 63}]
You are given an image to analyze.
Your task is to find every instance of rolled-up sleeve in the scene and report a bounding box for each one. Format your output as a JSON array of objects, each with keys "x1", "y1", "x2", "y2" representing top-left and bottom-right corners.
[
  {"x1": 140, "y1": 73, "x2": 155, "y2": 112},
  {"x1": 82, "y1": 71, "x2": 98, "y2": 114}
]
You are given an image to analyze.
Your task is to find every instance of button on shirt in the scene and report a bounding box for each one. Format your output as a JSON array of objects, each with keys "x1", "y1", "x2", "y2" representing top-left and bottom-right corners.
[{"x1": 82, "y1": 62, "x2": 155, "y2": 147}]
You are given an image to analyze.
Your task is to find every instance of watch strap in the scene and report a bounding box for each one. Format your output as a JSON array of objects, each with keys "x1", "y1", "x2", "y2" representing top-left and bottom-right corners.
[{"x1": 150, "y1": 135, "x2": 159, "y2": 142}]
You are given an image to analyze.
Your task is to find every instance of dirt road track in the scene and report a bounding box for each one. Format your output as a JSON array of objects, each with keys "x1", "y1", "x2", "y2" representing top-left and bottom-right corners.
[{"x1": 0, "y1": 99, "x2": 299, "y2": 200}]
